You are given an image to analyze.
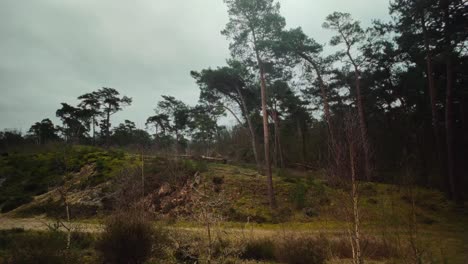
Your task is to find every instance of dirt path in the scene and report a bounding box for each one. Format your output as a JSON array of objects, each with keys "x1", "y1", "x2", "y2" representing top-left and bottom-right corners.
[
  {"x1": 2, "y1": 216, "x2": 463, "y2": 243},
  {"x1": 0, "y1": 216, "x2": 102, "y2": 233},
  {"x1": 0, "y1": 216, "x2": 347, "y2": 236}
]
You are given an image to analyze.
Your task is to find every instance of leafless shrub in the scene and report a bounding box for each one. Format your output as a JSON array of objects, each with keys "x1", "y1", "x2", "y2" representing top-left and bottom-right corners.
[
  {"x1": 96, "y1": 210, "x2": 168, "y2": 264},
  {"x1": 112, "y1": 167, "x2": 146, "y2": 211},
  {"x1": 328, "y1": 112, "x2": 370, "y2": 264},
  {"x1": 325, "y1": 235, "x2": 399, "y2": 260},
  {"x1": 274, "y1": 233, "x2": 327, "y2": 264},
  {"x1": 6, "y1": 230, "x2": 78, "y2": 264},
  {"x1": 240, "y1": 237, "x2": 275, "y2": 261},
  {"x1": 170, "y1": 230, "x2": 203, "y2": 263},
  {"x1": 192, "y1": 182, "x2": 228, "y2": 263}
]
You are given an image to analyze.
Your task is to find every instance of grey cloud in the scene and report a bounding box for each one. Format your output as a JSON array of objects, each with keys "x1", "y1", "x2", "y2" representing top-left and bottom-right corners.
[{"x1": 0, "y1": 0, "x2": 390, "y2": 131}]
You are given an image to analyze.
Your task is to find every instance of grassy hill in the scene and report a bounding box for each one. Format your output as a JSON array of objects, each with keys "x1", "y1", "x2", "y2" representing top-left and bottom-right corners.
[{"x1": 0, "y1": 146, "x2": 467, "y2": 263}]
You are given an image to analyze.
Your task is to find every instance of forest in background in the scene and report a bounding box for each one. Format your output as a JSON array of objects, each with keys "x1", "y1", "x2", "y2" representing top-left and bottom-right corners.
[
  {"x1": 1, "y1": 0, "x2": 468, "y2": 263},
  {"x1": 1, "y1": 0, "x2": 467, "y2": 204}
]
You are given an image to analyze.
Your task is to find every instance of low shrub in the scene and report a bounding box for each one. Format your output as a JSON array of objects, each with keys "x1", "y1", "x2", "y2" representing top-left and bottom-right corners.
[
  {"x1": 302, "y1": 207, "x2": 318, "y2": 217},
  {"x1": 212, "y1": 176, "x2": 224, "y2": 185},
  {"x1": 362, "y1": 237, "x2": 399, "y2": 260},
  {"x1": 290, "y1": 182, "x2": 307, "y2": 209},
  {"x1": 326, "y1": 235, "x2": 398, "y2": 260},
  {"x1": 240, "y1": 238, "x2": 275, "y2": 261},
  {"x1": 170, "y1": 231, "x2": 201, "y2": 263},
  {"x1": 70, "y1": 231, "x2": 96, "y2": 250},
  {"x1": 0, "y1": 228, "x2": 25, "y2": 250},
  {"x1": 96, "y1": 211, "x2": 168, "y2": 264},
  {"x1": 7, "y1": 230, "x2": 78, "y2": 264},
  {"x1": 212, "y1": 176, "x2": 224, "y2": 193},
  {"x1": 360, "y1": 183, "x2": 378, "y2": 196},
  {"x1": 209, "y1": 236, "x2": 244, "y2": 262},
  {"x1": 274, "y1": 234, "x2": 327, "y2": 264}
]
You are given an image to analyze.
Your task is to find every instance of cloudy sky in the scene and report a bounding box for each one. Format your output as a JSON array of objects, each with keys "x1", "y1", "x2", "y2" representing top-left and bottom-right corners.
[{"x1": 0, "y1": 0, "x2": 390, "y2": 132}]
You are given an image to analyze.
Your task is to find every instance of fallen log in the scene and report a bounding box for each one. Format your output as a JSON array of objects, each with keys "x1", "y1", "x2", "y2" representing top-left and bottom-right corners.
[
  {"x1": 201, "y1": 155, "x2": 227, "y2": 164},
  {"x1": 291, "y1": 163, "x2": 316, "y2": 170},
  {"x1": 174, "y1": 154, "x2": 227, "y2": 164}
]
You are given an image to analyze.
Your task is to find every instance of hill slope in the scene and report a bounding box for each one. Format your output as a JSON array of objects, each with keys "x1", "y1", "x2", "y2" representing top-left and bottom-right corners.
[{"x1": 0, "y1": 146, "x2": 467, "y2": 262}]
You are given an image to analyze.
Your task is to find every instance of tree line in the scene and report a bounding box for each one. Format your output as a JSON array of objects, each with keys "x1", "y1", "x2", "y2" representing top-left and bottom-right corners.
[{"x1": 1, "y1": 0, "x2": 466, "y2": 203}]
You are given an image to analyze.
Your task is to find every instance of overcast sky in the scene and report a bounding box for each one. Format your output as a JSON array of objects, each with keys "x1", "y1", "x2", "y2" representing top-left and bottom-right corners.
[{"x1": 0, "y1": 0, "x2": 391, "y2": 132}]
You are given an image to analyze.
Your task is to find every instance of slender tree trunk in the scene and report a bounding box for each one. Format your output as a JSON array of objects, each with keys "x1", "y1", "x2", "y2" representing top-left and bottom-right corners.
[
  {"x1": 421, "y1": 13, "x2": 440, "y2": 156},
  {"x1": 303, "y1": 125, "x2": 307, "y2": 163},
  {"x1": 409, "y1": 185, "x2": 423, "y2": 264},
  {"x1": 445, "y1": 57, "x2": 455, "y2": 200},
  {"x1": 65, "y1": 201, "x2": 71, "y2": 249},
  {"x1": 272, "y1": 110, "x2": 284, "y2": 169},
  {"x1": 235, "y1": 86, "x2": 262, "y2": 172},
  {"x1": 106, "y1": 107, "x2": 111, "y2": 147},
  {"x1": 250, "y1": 25, "x2": 275, "y2": 209},
  {"x1": 349, "y1": 142, "x2": 362, "y2": 264},
  {"x1": 271, "y1": 105, "x2": 277, "y2": 168},
  {"x1": 337, "y1": 25, "x2": 372, "y2": 179},
  {"x1": 246, "y1": 117, "x2": 261, "y2": 172},
  {"x1": 302, "y1": 56, "x2": 335, "y2": 143},
  {"x1": 175, "y1": 130, "x2": 180, "y2": 155},
  {"x1": 442, "y1": 0, "x2": 456, "y2": 200},
  {"x1": 141, "y1": 150, "x2": 145, "y2": 197},
  {"x1": 271, "y1": 108, "x2": 283, "y2": 168},
  {"x1": 222, "y1": 105, "x2": 243, "y2": 126},
  {"x1": 296, "y1": 120, "x2": 307, "y2": 163},
  {"x1": 92, "y1": 116, "x2": 96, "y2": 145},
  {"x1": 461, "y1": 96, "x2": 468, "y2": 203},
  {"x1": 320, "y1": 81, "x2": 334, "y2": 143},
  {"x1": 259, "y1": 65, "x2": 276, "y2": 209},
  {"x1": 340, "y1": 31, "x2": 371, "y2": 180},
  {"x1": 277, "y1": 131, "x2": 284, "y2": 169},
  {"x1": 353, "y1": 71, "x2": 371, "y2": 180}
]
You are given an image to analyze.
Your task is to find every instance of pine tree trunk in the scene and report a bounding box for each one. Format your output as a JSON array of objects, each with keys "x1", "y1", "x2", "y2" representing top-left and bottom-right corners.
[
  {"x1": 271, "y1": 109, "x2": 283, "y2": 169},
  {"x1": 302, "y1": 56, "x2": 335, "y2": 143},
  {"x1": 297, "y1": 120, "x2": 307, "y2": 164},
  {"x1": 247, "y1": 118, "x2": 261, "y2": 172},
  {"x1": 92, "y1": 116, "x2": 96, "y2": 145},
  {"x1": 251, "y1": 27, "x2": 275, "y2": 209},
  {"x1": 442, "y1": 0, "x2": 456, "y2": 200},
  {"x1": 336, "y1": 24, "x2": 372, "y2": 179},
  {"x1": 445, "y1": 58, "x2": 455, "y2": 200},
  {"x1": 421, "y1": 13, "x2": 440, "y2": 157},
  {"x1": 274, "y1": 112, "x2": 284, "y2": 168},
  {"x1": 354, "y1": 71, "x2": 371, "y2": 180},
  {"x1": 259, "y1": 65, "x2": 276, "y2": 209},
  {"x1": 278, "y1": 131, "x2": 284, "y2": 169},
  {"x1": 321, "y1": 81, "x2": 335, "y2": 143},
  {"x1": 271, "y1": 106, "x2": 277, "y2": 168},
  {"x1": 235, "y1": 86, "x2": 262, "y2": 173},
  {"x1": 106, "y1": 107, "x2": 111, "y2": 147},
  {"x1": 342, "y1": 40, "x2": 371, "y2": 180}
]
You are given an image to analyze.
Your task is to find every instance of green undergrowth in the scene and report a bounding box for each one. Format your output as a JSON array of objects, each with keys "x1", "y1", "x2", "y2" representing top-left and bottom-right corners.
[
  {"x1": 198, "y1": 163, "x2": 466, "y2": 228},
  {"x1": 0, "y1": 151, "x2": 467, "y2": 262},
  {"x1": 0, "y1": 228, "x2": 97, "y2": 264},
  {"x1": 0, "y1": 145, "x2": 138, "y2": 213}
]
